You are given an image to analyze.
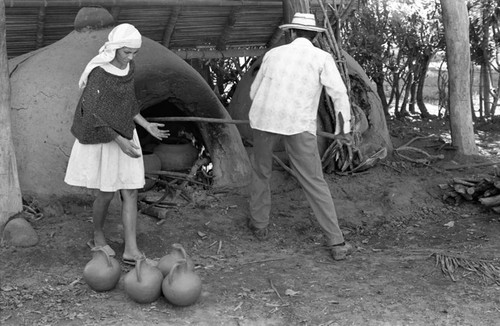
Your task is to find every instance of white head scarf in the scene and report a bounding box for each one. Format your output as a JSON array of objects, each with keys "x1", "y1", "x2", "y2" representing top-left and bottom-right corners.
[{"x1": 78, "y1": 23, "x2": 142, "y2": 89}]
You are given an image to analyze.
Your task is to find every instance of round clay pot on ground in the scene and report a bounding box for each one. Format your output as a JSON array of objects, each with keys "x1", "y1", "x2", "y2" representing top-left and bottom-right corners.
[
  {"x1": 162, "y1": 259, "x2": 202, "y2": 307},
  {"x1": 153, "y1": 137, "x2": 198, "y2": 171},
  {"x1": 124, "y1": 258, "x2": 164, "y2": 304},
  {"x1": 158, "y1": 243, "x2": 195, "y2": 277},
  {"x1": 142, "y1": 151, "x2": 161, "y2": 191},
  {"x1": 83, "y1": 247, "x2": 121, "y2": 292}
]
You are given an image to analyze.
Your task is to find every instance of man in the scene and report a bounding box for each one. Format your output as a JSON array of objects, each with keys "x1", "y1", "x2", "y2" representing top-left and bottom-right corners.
[{"x1": 247, "y1": 12, "x2": 354, "y2": 261}]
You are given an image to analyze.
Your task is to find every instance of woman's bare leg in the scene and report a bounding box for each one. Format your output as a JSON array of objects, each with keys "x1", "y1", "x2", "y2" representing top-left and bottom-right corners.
[
  {"x1": 92, "y1": 191, "x2": 115, "y2": 247},
  {"x1": 120, "y1": 189, "x2": 142, "y2": 259}
]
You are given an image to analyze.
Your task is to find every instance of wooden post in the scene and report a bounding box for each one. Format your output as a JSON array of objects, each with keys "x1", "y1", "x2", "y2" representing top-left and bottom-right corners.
[
  {"x1": 162, "y1": 6, "x2": 180, "y2": 48},
  {"x1": 0, "y1": 0, "x2": 23, "y2": 233}
]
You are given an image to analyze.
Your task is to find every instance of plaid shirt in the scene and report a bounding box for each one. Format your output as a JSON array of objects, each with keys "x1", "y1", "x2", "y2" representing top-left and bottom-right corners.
[{"x1": 249, "y1": 37, "x2": 351, "y2": 135}]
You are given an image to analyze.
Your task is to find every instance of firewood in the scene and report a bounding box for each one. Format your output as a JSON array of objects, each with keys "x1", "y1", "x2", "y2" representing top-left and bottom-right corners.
[
  {"x1": 470, "y1": 180, "x2": 495, "y2": 197},
  {"x1": 453, "y1": 184, "x2": 467, "y2": 195},
  {"x1": 139, "y1": 204, "x2": 170, "y2": 219},
  {"x1": 453, "y1": 186, "x2": 473, "y2": 201},
  {"x1": 483, "y1": 188, "x2": 500, "y2": 198},
  {"x1": 452, "y1": 178, "x2": 477, "y2": 187},
  {"x1": 479, "y1": 194, "x2": 500, "y2": 207}
]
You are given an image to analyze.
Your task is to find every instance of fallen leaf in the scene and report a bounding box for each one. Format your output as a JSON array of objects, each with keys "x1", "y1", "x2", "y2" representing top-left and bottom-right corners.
[
  {"x1": 444, "y1": 221, "x2": 455, "y2": 228},
  {"x1": 285, "y1": 289, "x2": 300, "y2": 296},
  {"x1": 0, "y1": 286, "x2": 15, "y2": 292}
]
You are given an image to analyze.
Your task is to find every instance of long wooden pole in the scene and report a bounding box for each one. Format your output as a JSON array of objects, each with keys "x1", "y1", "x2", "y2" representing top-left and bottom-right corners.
[
  {"x1": 0, "y1": 0, "x2": 23, "y2": 233},
  {"x1": 147, "y1": 116, "x2": 340, "y2": 140}
]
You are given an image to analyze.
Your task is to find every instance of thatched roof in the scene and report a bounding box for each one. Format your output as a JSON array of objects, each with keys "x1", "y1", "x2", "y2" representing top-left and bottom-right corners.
[{"x1": 5, "y1": 0, "x2": 332, "y2": 59}]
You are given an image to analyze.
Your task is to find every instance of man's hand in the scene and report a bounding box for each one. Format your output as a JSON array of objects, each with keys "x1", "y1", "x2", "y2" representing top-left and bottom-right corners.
[
  {"x1": 333, "y1": 132, "x2": 355, "y2": 172},
  {"x1": 115, "y1": 135, "x2": 141, "y2": 158},
  {"x1": 332, "y1": 132, "x2": 354, "y2": 147}
]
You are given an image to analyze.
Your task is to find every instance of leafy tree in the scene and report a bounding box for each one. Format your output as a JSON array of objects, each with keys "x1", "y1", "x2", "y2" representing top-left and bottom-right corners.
[
  {"x1": 342, "y1": 0, "x2": 392, "y2": 115},
  {"x1": 342, "y1": 0, "x2": 444, "y2": 118},
  {"x1": 208, "y1": 57, "x2": 255, "y2": 107}
]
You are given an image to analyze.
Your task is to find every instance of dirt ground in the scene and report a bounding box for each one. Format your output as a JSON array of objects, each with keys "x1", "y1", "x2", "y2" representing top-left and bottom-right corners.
[{"x1": 2, "y1": 117, "x2": 500, "y2": 326}]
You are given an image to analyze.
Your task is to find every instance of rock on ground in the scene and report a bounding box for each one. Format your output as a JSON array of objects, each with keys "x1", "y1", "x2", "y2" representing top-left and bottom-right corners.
[{"x1": 2, "y1": 217, "x2": 39, "y2": 247}]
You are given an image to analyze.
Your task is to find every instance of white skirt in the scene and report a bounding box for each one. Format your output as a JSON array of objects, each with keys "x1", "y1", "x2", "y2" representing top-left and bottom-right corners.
[{"x1": 64, "y1": 129, "x2": 145, "y2": 192}]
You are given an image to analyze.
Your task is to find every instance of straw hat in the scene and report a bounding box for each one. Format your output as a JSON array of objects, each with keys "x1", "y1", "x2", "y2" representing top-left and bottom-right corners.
[{"x1": 279, "y1": 13, "x2": 326, "y2": 33}]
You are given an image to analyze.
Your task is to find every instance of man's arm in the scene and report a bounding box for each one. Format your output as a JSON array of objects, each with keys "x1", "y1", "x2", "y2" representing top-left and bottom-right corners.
[{"x1": 320, "y1": 55, "x2": 351, "y2": 135}]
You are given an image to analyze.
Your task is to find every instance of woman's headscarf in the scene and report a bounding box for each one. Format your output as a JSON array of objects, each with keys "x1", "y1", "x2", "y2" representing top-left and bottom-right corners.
[{"x1": 78, "y1": 23, "x2": 142, "y2": 89}]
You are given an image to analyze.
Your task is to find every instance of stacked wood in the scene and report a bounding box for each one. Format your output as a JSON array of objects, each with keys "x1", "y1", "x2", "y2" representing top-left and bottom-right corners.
[
  {"x1": 321, "y1": 136, "x2": 360, "y2": 173},
  {"x1": 138, "y1": 156, "x2": 212, "y2": 220},
  {"x1": 441, "y1": 176, "x2": 500, "y2": 212}
]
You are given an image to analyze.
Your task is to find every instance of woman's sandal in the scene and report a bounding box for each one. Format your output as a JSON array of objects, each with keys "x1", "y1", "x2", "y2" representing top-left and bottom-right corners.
[
  {"x1": 87, "y1": 239, "x2": 116, "y2": 257},
  {"x1": 121, "y1": 254, "x2": 158, "y2": 267}
]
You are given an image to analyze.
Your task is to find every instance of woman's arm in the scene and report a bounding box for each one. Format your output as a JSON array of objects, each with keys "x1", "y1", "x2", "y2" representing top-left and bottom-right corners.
[
  {"x1": 114, "y1": 134, "x2": 141, "y2": 158},
  {"x1": 133, "y1": 113, "x2": 170, "y2": 140}
]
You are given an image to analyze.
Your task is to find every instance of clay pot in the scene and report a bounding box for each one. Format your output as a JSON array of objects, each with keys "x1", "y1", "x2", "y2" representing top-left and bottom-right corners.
[
  {"x1": 123, "y1": 257, "x2": 164, "y2": 304},
  {"x1": 162, "y1": 259, "x2": 202, "y2": 307},
  {"x1": 153, "y1": 137, "x2": 198, "y2": 171},
  {"x1": 142, "y1": 151, "x2": 161, "y2": 191},
  {"x1": 157, "y1": 243, "x2": 195, "y2": 277},
  {"x1": 83, "y1": 247, "x2": 121, "y2": 292}
]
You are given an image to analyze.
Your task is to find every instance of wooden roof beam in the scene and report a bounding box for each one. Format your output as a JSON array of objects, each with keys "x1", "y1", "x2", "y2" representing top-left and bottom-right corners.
[
  {"x1": 35, "y1": 6, "x2": 46, "y2": 49},
  {"x1": 110, "y1": 6, "x2": 121, "y2": 21},
  {"x1": 174, "y1": 48, "x2": 265, "y2": 60},
  {"x1": 162, "y1": 6, "x2": 180, "y2": 47},
  {"x1": 216, "y1": 7, "x2": 241, "y2": 51},
  {"x1": 5, "y1": 0, "x2": 283, "y2": 7}
]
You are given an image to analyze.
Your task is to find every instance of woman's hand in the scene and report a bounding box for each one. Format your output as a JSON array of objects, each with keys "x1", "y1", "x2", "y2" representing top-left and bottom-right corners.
[
  {"x1": 133, "y1": 114, "x2": 169, "y2": 140},
  {"x1": 146, "y1": 122, "x2": 170, "y2": 140},
  {"x1": 114, "y1": 135, "x2": 141, "y2": 158}
]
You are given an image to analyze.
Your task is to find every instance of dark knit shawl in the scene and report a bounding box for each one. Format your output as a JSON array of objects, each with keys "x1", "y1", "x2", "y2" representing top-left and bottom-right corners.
[{"x1": 70, "y1": 61, "x2": 140, "y2": 144}]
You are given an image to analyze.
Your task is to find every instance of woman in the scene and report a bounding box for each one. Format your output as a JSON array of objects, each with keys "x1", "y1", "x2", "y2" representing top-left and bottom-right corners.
[{"x1": 64, "y1": 23, "x2": 169, "y2": 265}]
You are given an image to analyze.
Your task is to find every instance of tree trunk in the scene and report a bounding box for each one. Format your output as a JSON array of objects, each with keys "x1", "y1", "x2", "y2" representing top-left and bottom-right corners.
[
  {"x1": 374, "y1": 77, "x2": 389, "y2": 116},
  {"x1": 0, "y1": 0, "x2": 23, "y2": 233},
  {"x1": 469, "y1": 64, "x2": 476, "y2": 120},
  {"x1": 409, "y1": 79, "x2": 417, "y2": 114},
  {"x1": 481, "y1": 7, "x2": 491, "y2": 117},
  {"x1": 441, "y1": 0, "x2": 478, "y2": 155},
  {"x1": 401, "y1": 71, "x2": 412, "y2": 114},
  {"x1": 490, "y1": 67, "x2": 500, "y2": 116},
  {"x1": 416, "y1": 54, "x2": 432, "y2": 119},
  {"x1": 479, "y1": 66, "x2": 484, "y2": 118}
]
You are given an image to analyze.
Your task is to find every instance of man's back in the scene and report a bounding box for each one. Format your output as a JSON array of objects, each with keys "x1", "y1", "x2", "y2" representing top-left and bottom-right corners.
[
  {"x1": 260, "y1": 38, "x2": 330, "y2": 90},
  {"x1": 249, "y1": 37, "x2": 343, "y2": 135}
]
